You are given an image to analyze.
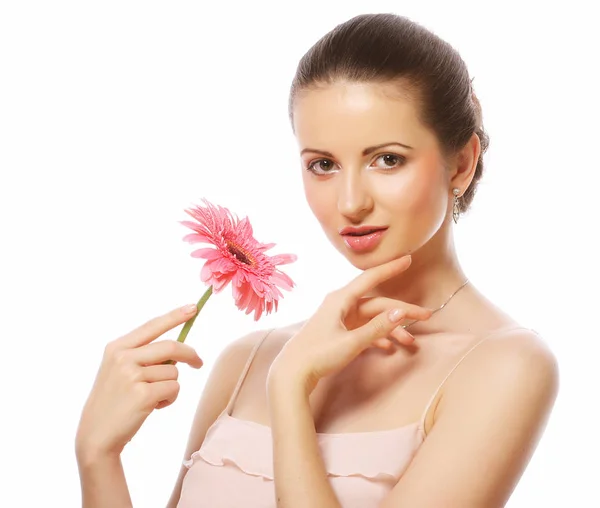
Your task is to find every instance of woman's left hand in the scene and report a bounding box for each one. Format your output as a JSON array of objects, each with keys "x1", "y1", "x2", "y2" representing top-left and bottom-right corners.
[{"x1": 267, "y1": 254, "x2": 433, "y2": 396}]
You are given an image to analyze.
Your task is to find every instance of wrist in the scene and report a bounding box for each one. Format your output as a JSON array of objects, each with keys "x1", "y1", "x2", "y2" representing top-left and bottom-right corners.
[
  {"x1": 267, "y1": 366, "x2": 314, "y2": 401},
  {"x1": 76, "y1": 438, "x2": 121, "y2": 470}
]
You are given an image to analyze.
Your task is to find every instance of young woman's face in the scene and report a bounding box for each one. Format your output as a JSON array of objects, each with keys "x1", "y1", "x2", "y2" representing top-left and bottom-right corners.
[{"x1": 293, "y1": 81, "x2": 451, "y2": 270}]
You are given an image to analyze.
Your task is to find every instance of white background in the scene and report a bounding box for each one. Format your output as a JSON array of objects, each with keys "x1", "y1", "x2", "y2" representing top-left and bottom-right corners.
[{"x1": 1, "y1": 1, "x2": 598, "y2": 506}]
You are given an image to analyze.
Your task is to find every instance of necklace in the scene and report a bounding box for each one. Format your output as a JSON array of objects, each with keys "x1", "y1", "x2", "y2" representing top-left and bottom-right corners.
[{"x1": 401, "y1": 279, "x2": 470, "y2": 330}]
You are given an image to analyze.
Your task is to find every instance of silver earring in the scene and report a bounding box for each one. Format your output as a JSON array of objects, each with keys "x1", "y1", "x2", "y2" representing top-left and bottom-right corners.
[{"x1": 452, "y1": 188, "x2": 461, "y2": 224}]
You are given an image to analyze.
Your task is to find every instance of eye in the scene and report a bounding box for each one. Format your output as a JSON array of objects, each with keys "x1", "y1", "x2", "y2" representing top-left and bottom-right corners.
[
  {"x1": 305, "y1": 158, "x2": 338, "y2": 175},
  {"x1": 371, "y1": 153, "x2": 406, "y2": 171}
]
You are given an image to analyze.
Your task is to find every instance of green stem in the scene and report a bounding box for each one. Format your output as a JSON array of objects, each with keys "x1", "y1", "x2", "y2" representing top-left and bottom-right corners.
[{"x1": 176, "y1": 285, "x2": 213, "y2": 343}]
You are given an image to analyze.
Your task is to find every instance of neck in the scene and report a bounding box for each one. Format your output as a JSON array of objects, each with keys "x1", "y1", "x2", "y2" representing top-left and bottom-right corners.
[{"x1": 369, "y1": 224, "x2": 467, "y2": 317}]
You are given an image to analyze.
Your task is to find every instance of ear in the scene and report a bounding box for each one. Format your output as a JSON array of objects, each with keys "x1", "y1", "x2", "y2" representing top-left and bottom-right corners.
[{"x1": 450, "y1": 132, "x2": 481, "y2": 191}]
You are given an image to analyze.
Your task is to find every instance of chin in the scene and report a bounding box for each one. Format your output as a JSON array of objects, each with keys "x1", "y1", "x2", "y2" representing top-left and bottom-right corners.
[{"x1": 338, "y1": 243, "x2": 408, "y2": 271}]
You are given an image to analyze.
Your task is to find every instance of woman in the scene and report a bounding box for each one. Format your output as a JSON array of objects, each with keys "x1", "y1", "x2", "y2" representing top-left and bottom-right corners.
[{"x1": 76, "y1": 13, "x2": 559, "y2": 508}]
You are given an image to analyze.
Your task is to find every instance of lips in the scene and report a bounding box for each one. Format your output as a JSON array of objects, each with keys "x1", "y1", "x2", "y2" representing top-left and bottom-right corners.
[
  {"x1": 339, "y1": 226, "x2": 388, "y2": 236},
  {"x1": 339, "y1": 226, "x2": 388, "y2": 253}
]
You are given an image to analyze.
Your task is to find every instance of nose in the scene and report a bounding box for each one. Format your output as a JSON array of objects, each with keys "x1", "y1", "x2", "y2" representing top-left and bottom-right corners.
[{"x1": 336, "y1": 169, "x2": 373, "y2": 222}]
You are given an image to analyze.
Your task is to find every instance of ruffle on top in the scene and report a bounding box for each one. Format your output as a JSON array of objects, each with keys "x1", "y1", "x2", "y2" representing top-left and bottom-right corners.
[{"x1": 183, "y1": 410, "x2": 425, "y2": 483}]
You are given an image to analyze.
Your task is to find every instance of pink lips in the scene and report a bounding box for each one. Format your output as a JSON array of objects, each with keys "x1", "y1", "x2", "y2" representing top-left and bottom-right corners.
[{"x1": 339, "y1": 226, "x2": 388, "y2": 253}]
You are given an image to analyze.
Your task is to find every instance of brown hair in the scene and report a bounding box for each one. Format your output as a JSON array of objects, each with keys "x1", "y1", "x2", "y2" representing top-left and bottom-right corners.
[{"x1": 288, "y1": 13, "x2": 489, "y2": 215}]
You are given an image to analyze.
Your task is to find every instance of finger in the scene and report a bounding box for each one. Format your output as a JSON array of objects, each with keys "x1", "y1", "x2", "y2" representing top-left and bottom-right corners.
[
  {"x1": 348, "y1": 308, "x2": 410, "y2": 350},
  {"x1": 119, "y1": 304, "x2": 198, "y2": 349},
  {"x1": 390, "y1": 326, "x2": 416, "y2": 345},
  {"x1": 373, "y1": 337, "x2": 395, "y2": 350},
  {"x1": 133, "y1": 339, "x2": 203, "y2": 368},
  {"x1": 357, "y1": 296, "x2": 433, "y2": 325},
  {"x1": 372, "y1": 325, "x2": 416, "y2": 349},
  {"x1": 141, "y1": 364, "x2": 180, "y2": 382},
  {"x1": 340, "y1": 255, "x2": 412, "y2": 310},
  {"x1": 149, "y1": 380, "x2": 180, "y2": 410}
]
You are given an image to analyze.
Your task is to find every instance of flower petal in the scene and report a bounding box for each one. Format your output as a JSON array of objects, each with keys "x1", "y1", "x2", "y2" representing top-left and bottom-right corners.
[
  {"x1": 269, "y1": 253, "x2": 298, "y2": 266},
  {"x1": 182, "y1": 232, "x2": 214, "y2": 244},
  {"x1": 257, "y1": 242, "x2": 276, "y2": 252},
  {"x1": 270, "y1": 271, "x2": 295, "y2": 291},
  {"x1": 182, "y1": 199, "x2": 297, "y2": 321},
  {"x1": 191, "y1": 248, "x2": 222, "y2": 260}
]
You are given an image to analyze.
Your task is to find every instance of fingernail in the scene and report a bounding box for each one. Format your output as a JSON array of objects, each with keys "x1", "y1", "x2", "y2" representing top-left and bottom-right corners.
[
  {"x1": 183, "y1": 304, "x2": 197, "y2": 314},
  {"x1": 388, "y1": 309, "x2": 404, "y2": 322}
]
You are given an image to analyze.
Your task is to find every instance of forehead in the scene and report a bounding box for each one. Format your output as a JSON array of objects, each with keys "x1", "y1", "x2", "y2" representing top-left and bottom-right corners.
[{"x1": 292, "y1": 81, "x2": 436, "y2": 152}]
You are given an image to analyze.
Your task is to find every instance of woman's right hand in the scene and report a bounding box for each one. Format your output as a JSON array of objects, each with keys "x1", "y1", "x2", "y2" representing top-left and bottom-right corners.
[{"x1": 75, "y1": 304, "x2": 204, "y2": 463}]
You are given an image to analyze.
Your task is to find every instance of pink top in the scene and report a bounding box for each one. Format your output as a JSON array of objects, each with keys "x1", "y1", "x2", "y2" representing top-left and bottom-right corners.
[{"x1": 177, "y1": 325, "x2": 530, "y2": 507}]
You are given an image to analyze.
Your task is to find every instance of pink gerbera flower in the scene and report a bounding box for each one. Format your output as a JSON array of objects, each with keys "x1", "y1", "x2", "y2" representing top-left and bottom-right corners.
[{"x1": 180, "y1": 199, "x2": 297, "y2": 323}]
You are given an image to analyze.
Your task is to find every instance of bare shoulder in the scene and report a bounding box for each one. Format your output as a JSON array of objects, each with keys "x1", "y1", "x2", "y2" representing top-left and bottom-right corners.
[
  {"x1": 229, "y1": 320, "x2": 305, "y2": 362},
  {"x1": 442, "y1": 326, "x2": 560, "y2": 421},
  {"x1": 165, "y1": 327, "x2": 280, "y2": 507},
  {"x1": 387, "y1": 327, "x2": 561, "y2": 507},
  {"x1": 217, "y1": 327, "x2": 275, "y2": 365},
  {"x1": 454, "y1": 285, "x2": 559, "y2": 381},
  {"x1": 189, "y1": 323, "x2": 298, "y2": 421},
  {"x1": 195, "y1": 325, "x2": 296, "y2": 411},
  {"x1": 471, "y1": 327, "x2": 558, "y2": 386}
]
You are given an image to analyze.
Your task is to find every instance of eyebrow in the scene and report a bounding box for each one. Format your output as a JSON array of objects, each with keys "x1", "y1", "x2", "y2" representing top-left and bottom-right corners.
[{"x1": 300, "y1": 141, "x2": 414, "y2": 158}]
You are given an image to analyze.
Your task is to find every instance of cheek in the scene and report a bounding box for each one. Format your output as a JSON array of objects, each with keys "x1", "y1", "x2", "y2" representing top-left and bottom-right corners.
[
  {"x1": 377, "y1": 161, "x2": 447, "y2": 233},
  {"x1": 302, "y1": 175, "x2": 334, "y2": 225},
  {"x1": 405, "y1": 173, "x2": 445, "y2": 214}
]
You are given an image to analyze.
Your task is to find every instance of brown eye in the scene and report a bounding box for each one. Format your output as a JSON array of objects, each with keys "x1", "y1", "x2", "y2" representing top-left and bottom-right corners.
[
  {"x1": 383, "y1": 155, "x2": 398, "y2": 166},
  {"x1": 372, "y1": 154, "x2": 406, "y2": 170},
  {"x1": 306, "y1": 158, "x2": 337, "y2": 175}
]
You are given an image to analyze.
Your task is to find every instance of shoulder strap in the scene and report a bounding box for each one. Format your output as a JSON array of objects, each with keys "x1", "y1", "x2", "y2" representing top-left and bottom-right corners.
[
  {"x1": 225, "y1": 328, "x2": 276, "y2": 416},
  {"x1": 419, "y1": 325, "x2": 532, "y2": 433}
]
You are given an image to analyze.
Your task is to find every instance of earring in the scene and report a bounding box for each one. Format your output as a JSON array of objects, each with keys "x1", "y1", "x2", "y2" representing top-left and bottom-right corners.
[{"x1": 452, "y1": 188, "x2": 461, "y2": 224}]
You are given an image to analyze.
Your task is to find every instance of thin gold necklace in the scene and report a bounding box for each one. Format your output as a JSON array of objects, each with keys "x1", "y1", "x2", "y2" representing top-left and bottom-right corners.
[{"x1": 401, "y1": 279, "x2": 469, "y2": 330}]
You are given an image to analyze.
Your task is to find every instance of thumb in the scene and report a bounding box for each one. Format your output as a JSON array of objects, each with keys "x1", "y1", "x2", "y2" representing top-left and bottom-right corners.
[{"x1": 349, "y1": 308, "x2": 407, "y2": 350}]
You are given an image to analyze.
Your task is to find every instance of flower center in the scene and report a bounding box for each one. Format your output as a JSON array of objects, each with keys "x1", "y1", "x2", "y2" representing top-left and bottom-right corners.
[{"x1": 226, "y1": 241, "x2": 255, "y2": 266}]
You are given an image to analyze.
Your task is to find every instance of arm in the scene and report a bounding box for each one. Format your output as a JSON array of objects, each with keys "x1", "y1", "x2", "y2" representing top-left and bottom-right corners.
[
  {"x1": 75, "y1": 305, "x2": 204, "y2": 508},
  {"x1": 77, "y1": 329, "x2": 264, "y2": 508},
  {"x1": 267, "y1": 379, "x2": 341, "y2": 508},
  {"x1": 261, "y1": 256, "x2": 431, "y2": 508},
  {"x1": 380, "y1": 329, "x2": 559, "y2": 508},
  {"x1": 76, "y1": 450, "x2": 132, "y2": 508},
  {"x1": 166, "y1": 329, "x2": 270, "y2": 508}
]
